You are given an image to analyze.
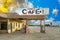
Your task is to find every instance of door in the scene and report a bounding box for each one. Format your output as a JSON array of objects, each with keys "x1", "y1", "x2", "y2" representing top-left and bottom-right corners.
[{"x1": 1, "y1": 22, "x2": 7, "y2": 30}]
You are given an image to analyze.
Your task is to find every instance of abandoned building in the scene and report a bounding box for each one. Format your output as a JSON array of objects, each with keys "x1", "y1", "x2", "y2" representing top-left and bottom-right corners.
[
  {"x1": 0, "y1": 13, "x2": 25, "y2": 33},
  {"x1": 0, "y1": 12, "x2": 46, "y2": 33}
]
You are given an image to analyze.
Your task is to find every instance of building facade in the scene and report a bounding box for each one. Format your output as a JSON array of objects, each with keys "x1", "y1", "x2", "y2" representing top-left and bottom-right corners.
[
  {"x1": 0, "y1": 12, "x2": 46, "y2": 33},
  {"x1": 0, "y1": 13, "x2": 25, "y2": 33}
]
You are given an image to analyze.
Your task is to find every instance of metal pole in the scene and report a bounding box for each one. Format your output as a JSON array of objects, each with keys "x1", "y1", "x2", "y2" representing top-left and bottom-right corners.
[{"x1": 40, "y1": 20, "x2": 42, "y2": 32}]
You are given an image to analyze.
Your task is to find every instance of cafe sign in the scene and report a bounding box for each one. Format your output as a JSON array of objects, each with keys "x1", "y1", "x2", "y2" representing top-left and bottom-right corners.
[{"x1": 19, "y1": 8, "x2": 49, "y2": 15}]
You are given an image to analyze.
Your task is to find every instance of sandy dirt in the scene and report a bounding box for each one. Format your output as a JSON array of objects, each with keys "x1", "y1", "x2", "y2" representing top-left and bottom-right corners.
[{"x1": 0, "y1": 27, "x2": 60, "y2": 40}]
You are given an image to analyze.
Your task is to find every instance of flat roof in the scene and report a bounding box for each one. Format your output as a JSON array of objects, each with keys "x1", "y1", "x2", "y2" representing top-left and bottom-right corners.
[
  {"x1": 19, "y1": 15, "x2": 45, "y2": 20},
  {"x1": 0, "y1": 13, "x2": 46, "y2": 20}
]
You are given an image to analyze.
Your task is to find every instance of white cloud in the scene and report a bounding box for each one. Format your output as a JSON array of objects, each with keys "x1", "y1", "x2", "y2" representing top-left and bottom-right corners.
[
  {"x1": 45, "y1": 17, "x2": 54, "y2": 23},
  {"x1": 45, "y1": 20, "x2": 50, "y2": 22},
  {"x1": 58, "y1": 0, "x2": 60, "y2": 3},
  {"x1": 52, "y1": 21, "x2": 60, "y2": 25},
  {"x1": 17, "y1": 0, "x2": 26, "y2": 3},
  {"x1": 34, "y1": 20, "x2": 40, "y2": 24},
  {"x1": 8, "y1": 6, "x2": 14, "y2": 11},
  {"x1": 43, "y1": 8, "x2": 49, "y2": 15},
  {"x1": 52, "y1": 8, "x2": 58, "y2": 15},
  {"x1": 28, "y1": 2, "x2": 34, "y2": 8},
  {"x1": 49, "y1": 17, "x2": 54, "y2": 22}
]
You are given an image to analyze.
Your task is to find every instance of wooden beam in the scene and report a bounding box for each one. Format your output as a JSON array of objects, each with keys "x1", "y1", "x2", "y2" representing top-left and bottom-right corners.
[
  {"x1": 40, "y1": 20, "x2": 42, "y2": 32},
  {"x1": 7, "y1": 19, "x2": 11, "y2": 33},
  {"x1": 40, "y1": 19, "x2": 45, "y2": 33},
  {"x1": 43, "y1": 19, "x2": 45, "y2": 33}
]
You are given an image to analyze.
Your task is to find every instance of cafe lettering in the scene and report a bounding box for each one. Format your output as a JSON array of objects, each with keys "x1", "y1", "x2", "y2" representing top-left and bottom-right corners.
[{"x1": 22, "y1": 8, "x2": 44, "y2": 15}]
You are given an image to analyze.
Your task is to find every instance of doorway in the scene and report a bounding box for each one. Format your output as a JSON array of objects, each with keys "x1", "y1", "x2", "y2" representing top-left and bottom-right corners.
[{"x1": 0, "y1": 22, "x2": 7, "y2": 30}]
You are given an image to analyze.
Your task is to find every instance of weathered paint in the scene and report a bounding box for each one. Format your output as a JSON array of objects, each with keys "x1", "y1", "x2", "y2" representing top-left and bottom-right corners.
[
  {"x1": 0, "y1": 18, "x2": 24, "y2": 33},
  {"x1": 7, "y1": 19, "x2": 24, "y2": 33}
]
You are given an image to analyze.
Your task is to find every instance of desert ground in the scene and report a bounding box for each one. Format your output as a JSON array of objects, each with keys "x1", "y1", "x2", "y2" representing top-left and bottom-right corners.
[{"x1": 0, "y1": 27, "x2": 60, "y2": 40}]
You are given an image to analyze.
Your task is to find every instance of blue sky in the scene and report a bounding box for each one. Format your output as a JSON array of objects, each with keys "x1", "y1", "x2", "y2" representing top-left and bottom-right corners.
[
  {"x1": 28, "y1": 0, "x2": 60, "y2": 21},
  {"x1": 12, "y1": 0, "x2": 60, "y2": 25}
]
